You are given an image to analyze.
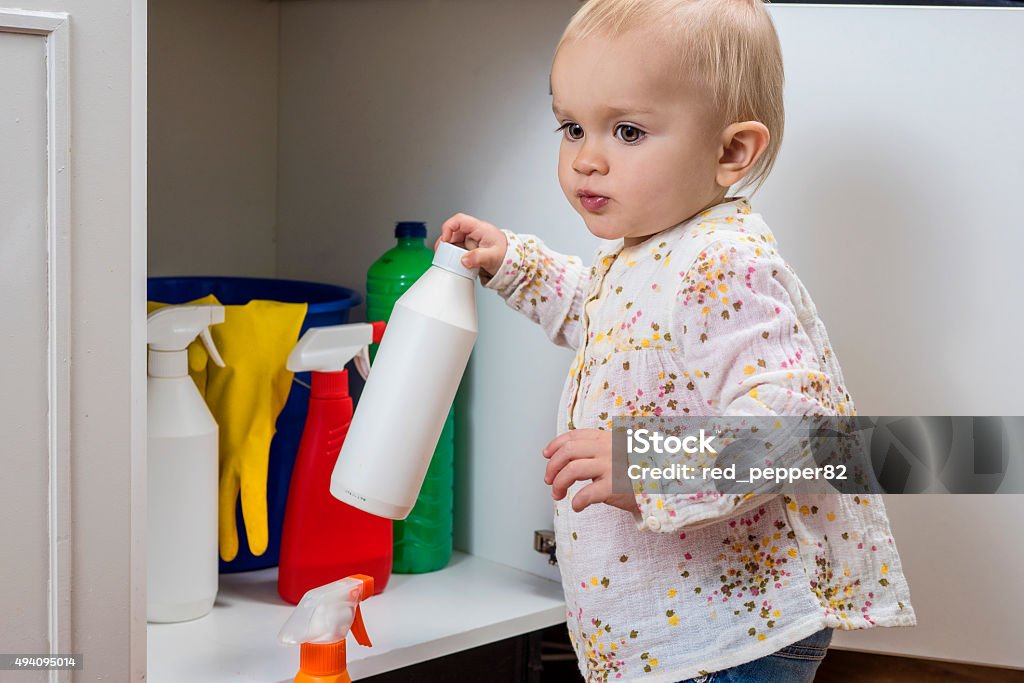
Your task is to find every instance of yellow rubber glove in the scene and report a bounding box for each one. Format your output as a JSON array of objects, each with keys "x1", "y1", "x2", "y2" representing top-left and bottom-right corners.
[
  {"x1": 205, "y1": 300, "x2": 306, "y2": 561},
  {"x1": 148, "y1": 295, "x2": 307, "y2": 561}
]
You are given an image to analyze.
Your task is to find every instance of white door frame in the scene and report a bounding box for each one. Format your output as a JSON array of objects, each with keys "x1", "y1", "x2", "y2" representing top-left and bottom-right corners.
[{"x1": 0, "y1": 8, "x2": 70, "y2": 682}]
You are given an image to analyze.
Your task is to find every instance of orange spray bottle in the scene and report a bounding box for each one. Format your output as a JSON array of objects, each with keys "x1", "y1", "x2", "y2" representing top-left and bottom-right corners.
[{"x1": 278, "y1": 574, "x2": 375, "y2": 683}]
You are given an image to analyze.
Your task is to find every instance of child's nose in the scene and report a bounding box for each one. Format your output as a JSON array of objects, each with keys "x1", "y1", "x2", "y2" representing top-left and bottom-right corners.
[{"x1": 572, "y1": 142, "x2": 609, "y2": 175}]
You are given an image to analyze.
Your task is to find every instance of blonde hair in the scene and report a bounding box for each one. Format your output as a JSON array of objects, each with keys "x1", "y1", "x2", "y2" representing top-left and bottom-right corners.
[{"x1": 558, "y1": 0, "x2": 785, "y2": 194}]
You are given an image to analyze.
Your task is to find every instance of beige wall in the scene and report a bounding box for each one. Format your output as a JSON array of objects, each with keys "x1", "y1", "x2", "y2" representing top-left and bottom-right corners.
[{"x1": 148, "y1": 0, "x2": 279, "y2": 278}]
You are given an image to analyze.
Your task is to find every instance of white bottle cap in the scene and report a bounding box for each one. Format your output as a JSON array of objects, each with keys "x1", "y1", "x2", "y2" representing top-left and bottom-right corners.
[{"x1": 433, "y1": 242, "x2": 478, "y2": 280}]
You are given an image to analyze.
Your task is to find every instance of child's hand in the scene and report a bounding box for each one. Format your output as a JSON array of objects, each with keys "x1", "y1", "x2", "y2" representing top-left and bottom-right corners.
[
  {"x1": 543, "y1": 429, "x2": 640, "y2": 514},
  {"x1": 437, "y1": 213, "x2": 508, "y2": 278}
]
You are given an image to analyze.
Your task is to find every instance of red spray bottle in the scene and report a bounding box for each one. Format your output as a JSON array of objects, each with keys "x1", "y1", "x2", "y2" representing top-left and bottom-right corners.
[{"x1": 278, "y1": 322, "x2": 391, "y2": 604}]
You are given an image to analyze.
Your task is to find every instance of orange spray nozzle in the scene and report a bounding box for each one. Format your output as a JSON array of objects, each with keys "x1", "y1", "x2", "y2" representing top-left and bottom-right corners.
[
  {"x1": 298, "y1": 640, "x2": 348, "y2": 682},
  {"x1": 280, "y1": 574, "x2": 376, "y2": 683},
  {"x1": 348, "y1": 574, "x2": 373, "y2": 647}
]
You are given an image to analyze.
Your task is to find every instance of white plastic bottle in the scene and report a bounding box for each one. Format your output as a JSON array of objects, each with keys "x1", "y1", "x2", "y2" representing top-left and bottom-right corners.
[
  {"x1": 147, "y1": 304, "x2": 225, "y2": 623},
  {"x1": 332, "y1": 242, "x2": 477, "y2": 519}
]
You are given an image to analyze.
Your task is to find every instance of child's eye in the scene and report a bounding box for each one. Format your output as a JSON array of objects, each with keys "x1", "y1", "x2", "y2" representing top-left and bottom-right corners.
[
  {"x1": 556, "y1": 122, "x2": 585, "y2": 141},
  {"x1": 615, "y1": 124, "x2": 646, "y2": 144}
]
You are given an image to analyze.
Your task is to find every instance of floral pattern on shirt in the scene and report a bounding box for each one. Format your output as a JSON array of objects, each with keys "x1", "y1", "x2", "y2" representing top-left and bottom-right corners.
[{"x1": 485, "y1": 198, "x2": 916, "y2": 682}]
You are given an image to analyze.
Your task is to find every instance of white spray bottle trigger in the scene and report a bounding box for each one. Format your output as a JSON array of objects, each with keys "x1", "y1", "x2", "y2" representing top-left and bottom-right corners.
[
  {"x1": 147, "y1": 305, "x2": 225, "y2": 348},
  {"x1": 287, "y1": 323, "x2": 375, "y2": 380},
  {"x1": 277, "y1": 576, "x2": 372, "y2": 646},
  {"x1": 199, "y1": 327, "x2": 225, "y2": 367},
  {"x1": 147, "y1": 304, "x2": 226, "y2": 379}
]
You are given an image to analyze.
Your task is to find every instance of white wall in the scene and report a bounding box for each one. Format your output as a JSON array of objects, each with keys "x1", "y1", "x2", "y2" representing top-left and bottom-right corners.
[
  {"x1": 762, "y1": 6, "x2": 1024, "y2": 668},
  {"x1": 763, "y1": 5, "x2": 1024, "y2": 417},
  {"x1": 148, "y1": 0, "x2": 279, "y2": 277}
]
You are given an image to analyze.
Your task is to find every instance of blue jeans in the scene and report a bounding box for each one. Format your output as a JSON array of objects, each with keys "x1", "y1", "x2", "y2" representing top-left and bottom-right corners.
[{"x1": 676, "y1": 627, "x2": 834, "y2": 683}]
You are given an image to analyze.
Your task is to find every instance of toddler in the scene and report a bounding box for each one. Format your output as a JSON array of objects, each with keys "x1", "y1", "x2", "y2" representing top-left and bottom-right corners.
[{"x1": 440, "y1": 1, "x2": 916, "y2": 681}]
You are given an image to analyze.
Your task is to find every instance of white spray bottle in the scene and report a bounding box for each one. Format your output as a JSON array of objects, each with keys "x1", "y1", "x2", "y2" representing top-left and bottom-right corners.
[
  {"x1": 147, "y1": 304, "x2": 225, "y2": 623},
  {"x1": 332, "y1": 242, "x2": 478, "y2": 519}
]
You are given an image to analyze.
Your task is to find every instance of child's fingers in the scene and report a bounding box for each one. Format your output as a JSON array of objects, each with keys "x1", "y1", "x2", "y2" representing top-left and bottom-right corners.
[
  {"x1": 441, "y1": 213, "x2": 471, "y2": 235},
  {"x1": 447, "y1": 226, "x2": 471, "y2": 245},
  {"x1": 440, "y1": 213, "x2": 477, "y2": 244},
  {"x1": 571, "y1": 480, "x2": 609, "y2": 513},
  {"x1": 543, "y1": 437, "x2": 600, "y2": 484},
  {"x1": 542, "y1": 434, "x2": 568, "y2": 458},
  {"x1": 465, "y1": 224, "x2": 498, "y2": 248},
  {"x1": 439, "y1": 218, "x2": 456, "y2": 243},
  {"x1": 542, "y1": 429, "x2": 603, "y2": 458},
  {"x1": 550, "y1": 458, "x2": 603, "y2": 501},
  {"x1": 462, "y1": 247, "x2": 495, "y2": 268},
  {"x1": 439, "y1": 215, "x2": 506, "y2": 275},
  {"x1": 472, "y1": 246, "x2": 502, "y2": 269}
]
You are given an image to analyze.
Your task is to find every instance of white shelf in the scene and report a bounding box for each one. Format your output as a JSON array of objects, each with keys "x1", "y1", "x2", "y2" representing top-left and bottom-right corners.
[{"x1": 147, "y1": 552, "x2": 566, "y2": 682}]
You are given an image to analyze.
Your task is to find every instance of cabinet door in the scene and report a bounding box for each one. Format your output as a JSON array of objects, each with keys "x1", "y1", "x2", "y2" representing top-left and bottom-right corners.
[
  {"x1": 0, "y1": 12, "x2": 64, "y2": 679},
  {"x1": 0, "y1": 3, "x2": 145, "y2": 681}
]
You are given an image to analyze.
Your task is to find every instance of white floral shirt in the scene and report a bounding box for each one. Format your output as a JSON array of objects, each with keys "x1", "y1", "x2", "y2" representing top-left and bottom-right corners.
[{"x1": 483, "y1": 198, "x2": 916, "y2": 682}]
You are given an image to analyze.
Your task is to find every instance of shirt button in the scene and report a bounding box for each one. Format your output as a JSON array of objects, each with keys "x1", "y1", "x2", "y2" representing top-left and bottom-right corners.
[{"x1": 646, "y1": 516, "x2": 662, "y2": 531}]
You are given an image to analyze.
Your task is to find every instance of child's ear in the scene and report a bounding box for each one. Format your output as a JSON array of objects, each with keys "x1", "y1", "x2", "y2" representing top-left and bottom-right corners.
[{"x1": 716, "y1": 122, "x2": 770, "y2": 189}]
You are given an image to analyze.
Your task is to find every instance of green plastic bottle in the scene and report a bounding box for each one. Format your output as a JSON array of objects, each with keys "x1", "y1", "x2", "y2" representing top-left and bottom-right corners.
[{"x1": 366, "y1": 221, "x2": 455, "y2": 573}]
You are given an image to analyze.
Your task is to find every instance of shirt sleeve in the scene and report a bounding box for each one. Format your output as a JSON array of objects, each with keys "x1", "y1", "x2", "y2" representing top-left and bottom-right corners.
[
  {"x1": 633, "y1": 237, "x2": 840, "y2": 532},
  {"x1": 482, "y1": 230, "x2": 592, "y2": 351}
]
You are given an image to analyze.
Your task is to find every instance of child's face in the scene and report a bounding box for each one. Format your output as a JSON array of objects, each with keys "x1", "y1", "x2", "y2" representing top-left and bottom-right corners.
[{"x1": 551, "y1": 31, "x2": 725, "y2": 244}]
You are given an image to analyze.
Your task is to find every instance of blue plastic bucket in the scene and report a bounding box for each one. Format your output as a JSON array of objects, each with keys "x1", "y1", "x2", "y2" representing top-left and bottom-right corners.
[{"x1": 148, "y1": 276, "x2": 361, "y2": 573}]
